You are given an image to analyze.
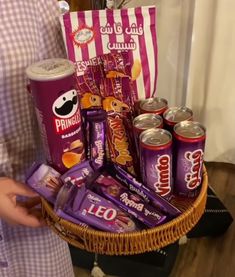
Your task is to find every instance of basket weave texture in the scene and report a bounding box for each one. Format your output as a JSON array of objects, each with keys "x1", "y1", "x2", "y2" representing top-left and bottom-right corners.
[{"x1": 41, "y1": 166, "x2": 208, "y2": 255}]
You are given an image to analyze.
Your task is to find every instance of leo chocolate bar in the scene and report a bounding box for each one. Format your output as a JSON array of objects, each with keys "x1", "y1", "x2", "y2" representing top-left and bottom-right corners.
[{"x1": 58, "y1": 184, "x2": 138, "y2": 233}]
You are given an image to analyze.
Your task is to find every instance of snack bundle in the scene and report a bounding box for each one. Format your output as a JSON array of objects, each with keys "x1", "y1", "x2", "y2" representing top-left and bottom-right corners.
[{"x1": 25, "y1": 6, "x2": 206, "y2": 233}]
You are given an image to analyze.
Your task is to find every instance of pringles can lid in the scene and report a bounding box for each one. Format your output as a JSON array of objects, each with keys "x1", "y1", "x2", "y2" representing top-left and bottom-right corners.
[
  {"x1": 26, "y1": 58, "x2": 75, "y2": 81},
  {"x1": 174, "y1": 121, "x2": 206, "y2": 140},
  {"x1": 163, "y1": 107, "x2": 193, "y2": 123},
  {"x1": 133, "y1": 113, "x2": 163, "y2": 130},
  {"x1": 139, "y1": 97, "x2": 168, "y2": 113},
  {"x1": 140, "y1": 128, "x2": 172, "y2": 148}
]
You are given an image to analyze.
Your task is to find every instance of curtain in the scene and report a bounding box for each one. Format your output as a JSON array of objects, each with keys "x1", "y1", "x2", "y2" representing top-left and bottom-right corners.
[{"x1": 126, "y1": 0, "x2": 235, "y2": 164}]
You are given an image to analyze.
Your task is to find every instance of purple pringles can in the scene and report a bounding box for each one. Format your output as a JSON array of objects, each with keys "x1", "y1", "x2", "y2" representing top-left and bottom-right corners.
[
  {"x1": 173, "y1": 121, "x2": 206, "y2": 197},
  {"x1": 26, "y1": 58, "x2": 85, "y2": 173},
  {"x1": 139, "y1": 128, "x2": 173, "y2": 199},
  {"x1": 163, "y1": 106, "x2": 193, "y2": 132}
]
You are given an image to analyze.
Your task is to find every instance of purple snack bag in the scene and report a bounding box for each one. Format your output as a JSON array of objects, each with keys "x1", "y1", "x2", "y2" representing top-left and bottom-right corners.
[
  {"x1": 107, "y1": 163, "x2": 181, "y2": 218},
  {"x1": 60, "y1": 160, "x2": 94, "y2": 186},
  {"x1": 26, "y1": 58, "x2": 85, "y2": 173},
  {"x1": 26, "y1": 163, "x2": 62, "y2": 204},
  {"x1": 93, "y1": 173, "x2": 168, "y2": 228},
  {"x1": 55, "y1": 181, "x2": 137, "y2": 233},
  {"x1": 85, "y1": 110, "x2": 106, "y2": 170}
]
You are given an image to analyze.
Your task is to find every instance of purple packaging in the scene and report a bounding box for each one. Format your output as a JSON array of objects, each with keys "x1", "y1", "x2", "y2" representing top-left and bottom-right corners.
[
  {"x1": 173, "y1": 121, "x2": 206, "y2": 197},
  {"x1": 139, "y1": 129, "x2": 173, "y2": 200},
  {"x1": 26, "y1": 163, "x2": 62, "y2": 204},
  {"x1": 92, "y1": 173, "x2": 168, "y2": 228},
  {"x1": 107, "y1": 163, "x2": 181, "y2": 218},
  {"x1": 60, "y1": 160, "x2": 94, "y2": 186},
  {"x1": 26, "y1": 58, "x2": 85, "y2": 173},
  {"x1": 56, "y1": 183, "x2": 137, "y2": 233},
  {"x1": 85, "y1": 110, "x2": 106, "y2": 170}
]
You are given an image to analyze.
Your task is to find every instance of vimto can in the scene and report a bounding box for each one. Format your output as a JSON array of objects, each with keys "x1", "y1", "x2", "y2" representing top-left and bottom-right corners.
[
  {"x1": 139, "y1": 128, "x2": 173, "y2": 199},
  {"x1": 163, "y1": 106, "x2": 193, "y2": 132},
  {"x1": 26, "y1": 58, "x2": 85, "y2": 173},
  {"x1": 139, "y1": 97, "x2": 168, "y2": 116},
  {"x1": 133, "y1": 113, "x2": 163, "y2": 158},
  {"x1": 173, "y1": 121, "x2": 206, "y2": 197}
]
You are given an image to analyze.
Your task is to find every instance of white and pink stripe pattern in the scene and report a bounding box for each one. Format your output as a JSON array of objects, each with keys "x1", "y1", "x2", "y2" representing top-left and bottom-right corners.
[{"x1": 61, "y1": 6, "x2": 158, "y2": 100}]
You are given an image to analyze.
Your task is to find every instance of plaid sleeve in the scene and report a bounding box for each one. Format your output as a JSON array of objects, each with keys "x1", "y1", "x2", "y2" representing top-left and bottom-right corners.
[{"x1": 37, "y1": 0, "x2": 66, "y2": 59}]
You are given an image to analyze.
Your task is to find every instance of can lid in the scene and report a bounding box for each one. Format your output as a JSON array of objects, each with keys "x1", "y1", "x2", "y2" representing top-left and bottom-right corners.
[
  {"x1": 163, "y1": 107, "x2": 193, "y2": 123},
  {"x1": 140, "y1": 128, "x2": 172, "y2": 147},
  {"x1": 174, "y1": 121, "x2": 206, "y2": 138},
  {"x1": 133, "y1": 113, "x2": 163, "y2": 130},
  {"x1": 26, "y1": 58, "x2": 75, "y2": 81},
  {"x1": 140, "y1": 97, "x2": 168, "y2": 112}
]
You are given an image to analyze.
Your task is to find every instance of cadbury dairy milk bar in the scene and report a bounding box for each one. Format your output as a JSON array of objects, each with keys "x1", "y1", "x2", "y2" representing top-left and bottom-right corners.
[
  {"x1": 26, "y1": 163, "x2": 62, "y2": 204},
  {"x1": 56, "y1": 183, "x2": 138, "y2": 233},
  {"x1": 92, "y1": 173, "x2": 168, "y2": 228},
  {"x1": 107, "y1": 163, "x2": 181, "y2": 218}
]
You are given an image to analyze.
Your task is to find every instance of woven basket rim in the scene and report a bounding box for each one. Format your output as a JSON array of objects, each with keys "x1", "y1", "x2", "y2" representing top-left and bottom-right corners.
[{"x1": 42, "y1": 165, "x2": 208, "y2": 239}]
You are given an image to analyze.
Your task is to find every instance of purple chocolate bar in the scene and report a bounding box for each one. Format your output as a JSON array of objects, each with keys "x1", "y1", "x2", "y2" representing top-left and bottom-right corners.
[
  {"x1": 56, "y1": 183, "x2": 137, "y2": 233},
  {"x1": 26, "y1": 163, "x2": 62, "y2": 204},
  {"x1": 93, "y1": 173, "x2": 168, "y2": 228},
  {"x1": 60, "y1": 160, "x2": 94, "y2": 186},
  {"x1": 107, "y1": 163, "x2": 181, "y2": 218},
  {"x1": 85, "y1": 110, "x2": 106, "y2": 170}
]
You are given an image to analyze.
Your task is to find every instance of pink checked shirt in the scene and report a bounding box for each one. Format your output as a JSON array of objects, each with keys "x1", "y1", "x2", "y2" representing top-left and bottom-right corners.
[{"x1": 0, "y1": 1, "x2": 74, "y2": 276}]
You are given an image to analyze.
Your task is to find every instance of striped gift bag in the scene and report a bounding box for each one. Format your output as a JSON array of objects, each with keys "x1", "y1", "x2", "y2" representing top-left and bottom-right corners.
[{"x1": 60, "y1": 6, "x2": 158, "y2": 100}]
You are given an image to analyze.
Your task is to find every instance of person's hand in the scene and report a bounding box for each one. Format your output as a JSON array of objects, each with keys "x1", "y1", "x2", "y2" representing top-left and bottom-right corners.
[{"x1": 0, "y1": 177, "x2": 45, "y2": 227}]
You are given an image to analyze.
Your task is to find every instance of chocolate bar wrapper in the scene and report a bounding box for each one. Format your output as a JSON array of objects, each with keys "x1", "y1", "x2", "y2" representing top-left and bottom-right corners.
[
  {"x1": 57, "y1": 183, "x2": 138, "y2": 233},
  {"x1": 92, "y1": 173, "x2": 168, "y2": 228},
  {"x1": 85, "y1": 110, "x2": 106, "y2": 170},
  {"x1": 104, "y1": 112, "x2": 135, "y2": 175},
  {"x1": 107, "y1": 163, "x2": 181, "y2": 218},
  {"x1": 56, "y1": 208, "x2": 88, "y2": 227},
  {"x1": 60, "y1": 160, "x2": 94, "y2": 186},
  {"x1": 26, "y1": 163, "x2": 62, "y2": 204}
]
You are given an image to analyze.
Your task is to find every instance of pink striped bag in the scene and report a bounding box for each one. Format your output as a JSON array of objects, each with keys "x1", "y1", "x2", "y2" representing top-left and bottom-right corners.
[{"x1": 61, "y1": 6, "x2": 158, "y2": 100}]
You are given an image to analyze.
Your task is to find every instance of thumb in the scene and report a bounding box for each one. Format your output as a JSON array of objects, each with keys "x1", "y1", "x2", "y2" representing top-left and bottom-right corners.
[{"x1": 7, "y1": 179, "x2": 38, "y2": 197}]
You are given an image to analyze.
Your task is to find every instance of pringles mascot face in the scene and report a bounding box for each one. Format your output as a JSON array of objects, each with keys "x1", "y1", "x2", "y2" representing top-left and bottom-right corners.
[
  {"x1": 103, "y1": 97, "x2": 129, "y2": 113},
  {"x1": 52, "y1": 89, "x2": 78, "y2": 118}
]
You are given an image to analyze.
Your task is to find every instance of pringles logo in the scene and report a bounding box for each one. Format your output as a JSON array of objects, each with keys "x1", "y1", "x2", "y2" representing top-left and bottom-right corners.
[
  {"x1": 154, "y1": 155, "x2": 171, "y2": 197},
  {"x1": 185, "y1": 149, "x2": 203, "y2": 190},
  {"x1": 72, "y1": 25, "x2": 94, "y2": 48},
  {"x1": 52, "y1": 89, "x2": 81, "y2": 133}
]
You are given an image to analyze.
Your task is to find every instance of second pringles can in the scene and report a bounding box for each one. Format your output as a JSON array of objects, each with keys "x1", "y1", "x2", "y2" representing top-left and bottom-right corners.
[
  {"x1": 173, "y1": 121, "x2": 206, "y2": 197},
  {"x1": 139, "y1": 128, "x2": 173, "y2": 199}
]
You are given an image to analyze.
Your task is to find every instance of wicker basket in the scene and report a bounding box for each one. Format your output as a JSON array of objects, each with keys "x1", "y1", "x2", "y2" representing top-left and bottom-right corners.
[{"x1": 41, "y1": 166, "x2": 208, "y2": 255}]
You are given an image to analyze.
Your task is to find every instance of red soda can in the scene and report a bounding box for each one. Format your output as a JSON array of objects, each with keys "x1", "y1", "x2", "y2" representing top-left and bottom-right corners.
[
  {"x1": 163, "y1": 106, "x2": 193, "y2": 132},
  {"x1": 139, "y1": 97, "x2": 168, "y2": 116},
  {"x1": 133, "y1": 113, "x2": 163, "y2": 158},
  {"x1": 26, "y1": 58, "x2": 85, "y2": 173},
  {"x1": 139, "y1": 128, "x2": 173, "y2": 199},
  {"x1": 173, "y1": 121, "x2": 206, "y2": 197}
]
